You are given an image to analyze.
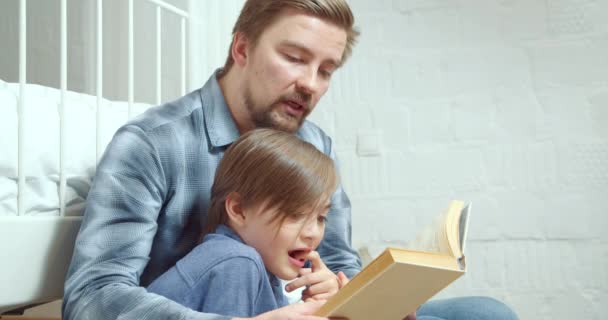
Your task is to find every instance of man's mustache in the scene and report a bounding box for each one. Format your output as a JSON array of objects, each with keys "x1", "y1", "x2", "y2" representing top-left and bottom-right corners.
[{"x1": 280, "y1": 92, "x2": 312, "y2": 110}]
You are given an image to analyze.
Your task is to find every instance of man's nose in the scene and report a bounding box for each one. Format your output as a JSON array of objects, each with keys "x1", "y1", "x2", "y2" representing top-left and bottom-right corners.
[{"x1": 296, "y1": 66, "x2": 319, "y2": 96}]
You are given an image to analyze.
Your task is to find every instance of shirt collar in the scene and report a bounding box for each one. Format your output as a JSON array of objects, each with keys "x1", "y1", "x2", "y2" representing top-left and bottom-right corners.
[
  {"x1": 200, "y1": 69, "x2": 241, "y2": 149},
  {"x1": 215, "y1": 224, "x2": 284, "y2": 288},
  {"x1": 215, "y1": 224, "x2": 243, "y2": 242}
]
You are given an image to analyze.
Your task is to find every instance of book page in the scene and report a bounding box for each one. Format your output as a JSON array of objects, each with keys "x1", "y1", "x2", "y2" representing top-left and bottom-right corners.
[
  {"x1": 407, "y1": 209, "x2": 451, "y2": 255},
  {"x1": 458, "y1": 203, "x2": 471, "y2": 255}
]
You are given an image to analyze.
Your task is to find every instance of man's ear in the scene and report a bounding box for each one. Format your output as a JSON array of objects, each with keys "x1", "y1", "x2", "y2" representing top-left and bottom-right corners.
[
  {"x1": 225, "y1": 192, "x2": 246, "y2": 227},
  {"x1": 231, "y1": 32, "x2": 249, "y2": 67}
]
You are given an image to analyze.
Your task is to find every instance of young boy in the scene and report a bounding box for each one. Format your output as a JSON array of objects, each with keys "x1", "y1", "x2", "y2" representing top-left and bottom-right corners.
[{"x1": 147, "y1": 129, "x2": 347, "y2": 317}]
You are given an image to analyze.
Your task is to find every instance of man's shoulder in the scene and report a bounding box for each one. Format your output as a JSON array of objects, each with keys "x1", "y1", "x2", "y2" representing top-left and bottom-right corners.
[
  {"x1": 298, "y1": 120, "x2": 333, "y2": 155},
  {"x1": 125, "y1": 89, "x2": 205, "y2": 135}
]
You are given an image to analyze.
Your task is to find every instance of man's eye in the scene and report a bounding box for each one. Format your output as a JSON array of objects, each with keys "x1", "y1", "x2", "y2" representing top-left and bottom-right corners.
[
  {"x1": 284, "y1": 54, "x2": 302, "y2": 63},
  {"x1": 320, "y1": 69, "x2": 333, "y2": 79}
]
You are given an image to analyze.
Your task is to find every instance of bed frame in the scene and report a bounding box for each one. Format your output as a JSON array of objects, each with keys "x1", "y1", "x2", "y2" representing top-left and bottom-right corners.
[{"x1": 0, "y1": 0, "x2": 190, "y2": 315}]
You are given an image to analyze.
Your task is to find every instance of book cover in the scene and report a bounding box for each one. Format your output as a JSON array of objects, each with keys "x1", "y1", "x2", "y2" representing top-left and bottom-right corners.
[{"x1": 316, "y1": 200, "x2": 471, "y2": 319}]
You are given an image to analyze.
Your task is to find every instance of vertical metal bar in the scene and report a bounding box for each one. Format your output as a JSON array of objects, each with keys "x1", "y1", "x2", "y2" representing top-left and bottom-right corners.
[
  {"x1": 156, "y1": 6, "x2": 161, "y2": 105},
  {"x1": 128, "y1": 0, "x2": 134, "y2": 119},
  {"x1": 144, "y1": 0, "x2": 188, "y2": 17},
  {"x1": 96, "y1": 0, "x2": 103, "y2": 162},
  {"x1": 17, "y1": 0, "x2": 27, "y2": 216},
  {"x1": 181, "y1": 17, "x2": 186, "y2": 95},
  {"x1": 59, "y1": 0, "x2": 67, "y2": 216}
]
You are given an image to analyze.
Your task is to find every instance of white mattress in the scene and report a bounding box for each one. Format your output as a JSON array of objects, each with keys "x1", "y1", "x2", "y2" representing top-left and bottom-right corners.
[
  {"x1": 0, "y1": 79, "x2": 153, "y2": 313},
  {"x1": 0, "y1": 216, "x2": 82, "y2": 313}
]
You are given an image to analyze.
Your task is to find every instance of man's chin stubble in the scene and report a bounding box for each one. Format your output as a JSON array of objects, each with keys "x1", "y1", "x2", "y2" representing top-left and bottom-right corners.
[
  {"x1": 274, "y1": 114, "x2": 303, "y2": 133},
  {"x1": 253, "y1": 111, "x2": 302, "y2": 133}
]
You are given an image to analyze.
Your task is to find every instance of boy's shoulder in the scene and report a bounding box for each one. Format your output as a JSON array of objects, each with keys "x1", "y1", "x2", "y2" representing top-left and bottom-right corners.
[
  {"x1": 176, "y1": 229, "x2": 265, "y2": 280},
  {"x1": 201, "y1": 231, "x2": 262, "y2": 262},
  {"x1": 147, "y1": 229, "x2": 269, "y2": 305}
]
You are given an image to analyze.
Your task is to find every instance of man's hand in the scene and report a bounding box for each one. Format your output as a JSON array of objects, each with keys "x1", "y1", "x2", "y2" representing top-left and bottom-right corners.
[
  {"x1": 233, "y1": 299, "x2": 328, "y2": 320},
  {"x1": 285, "y1": 251, "x2": 343, "y2": 301},
  {"x1": 403, "y1": 311, "x2": 417, "y2": 320}
]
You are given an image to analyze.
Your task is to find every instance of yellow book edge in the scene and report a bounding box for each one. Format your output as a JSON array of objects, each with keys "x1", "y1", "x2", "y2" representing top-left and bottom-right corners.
[
  {"x1": 316, "y1": 247, "x2": 465, "y2": 316},
  {"x1": 316, "y1": 200, "x2": 470, "y2": 317}
]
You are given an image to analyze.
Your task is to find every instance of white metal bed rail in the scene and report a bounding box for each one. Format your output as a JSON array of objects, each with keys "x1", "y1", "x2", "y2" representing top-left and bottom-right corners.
[{"x1": 16, "y1": 0, "x2": 189, "y2": 216}]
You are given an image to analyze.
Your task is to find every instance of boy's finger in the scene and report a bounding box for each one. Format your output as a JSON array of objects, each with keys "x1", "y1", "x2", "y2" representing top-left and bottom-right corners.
[
  {"x1": 307, "y1": 292, "x2": 334, "y2": 301},
  {"x1": 286, "y1": 272, "x2": 322, "y2": 292},
  {"x1": 337, "y1": 271, "x2": 349, "y2": 287},
  {"x1": 303, "y1": 278, "x2": 339, "y2": 297},
  {"x1": 306, "y1": 250, "x2": 324, "y2": 271},
  {"x1": 299, "y1": 268, "x2": 312, "y2": 276}
]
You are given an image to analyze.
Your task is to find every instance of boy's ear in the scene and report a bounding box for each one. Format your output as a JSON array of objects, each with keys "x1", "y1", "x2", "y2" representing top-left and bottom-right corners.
[
  {"x1": 225, "y1": 192, "x2": 246, "y2": 227},
  {"x1": 231, "y1": 32, "x2": 249, "y2": 67}
]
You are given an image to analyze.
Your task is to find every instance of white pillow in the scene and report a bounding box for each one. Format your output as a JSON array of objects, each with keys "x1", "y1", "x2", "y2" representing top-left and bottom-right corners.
[
  {"x1": 0, "y1": 81, "x2": 153, "y2": 216},
  {"x1": 0, "y1": 81, "x2": 19, "y2": 215}
]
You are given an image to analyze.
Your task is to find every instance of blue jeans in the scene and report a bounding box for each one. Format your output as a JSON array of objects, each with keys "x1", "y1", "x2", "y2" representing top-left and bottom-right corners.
[{"x1": 417, "y1": 297, "x2": 519, "y2": 320}]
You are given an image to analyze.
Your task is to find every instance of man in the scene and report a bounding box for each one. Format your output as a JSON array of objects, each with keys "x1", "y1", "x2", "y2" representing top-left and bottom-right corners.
[{"x1": 63, "y1": 1, "x2": 518, "y2": 320}]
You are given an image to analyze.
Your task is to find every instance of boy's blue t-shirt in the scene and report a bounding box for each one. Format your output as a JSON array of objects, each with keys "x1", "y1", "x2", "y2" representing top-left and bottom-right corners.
[{"x1": 147, "y1": 224, "x2": 289, "y2": 317}]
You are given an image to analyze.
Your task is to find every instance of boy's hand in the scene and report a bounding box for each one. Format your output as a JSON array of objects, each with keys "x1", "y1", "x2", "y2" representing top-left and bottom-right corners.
[
  {"x1": 285, "y1": 251, "x2": 343, "y2": 301},
  {"x1": 336, "y1": 271, "x2": 349, "y2": 288}
]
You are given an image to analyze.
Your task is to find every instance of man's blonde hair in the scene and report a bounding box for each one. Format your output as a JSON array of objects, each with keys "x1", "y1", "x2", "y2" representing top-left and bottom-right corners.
[
  {"x1": 203, "y1": 128, "x2": 338, "y2": 237},
  {"x1": 223, "y1": 0, "x2": 359, "y2": 72}
]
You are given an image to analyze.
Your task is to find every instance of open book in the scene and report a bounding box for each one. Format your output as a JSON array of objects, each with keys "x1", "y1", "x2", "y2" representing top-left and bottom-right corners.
[{"x1": 316, "y1": 200, "x2": 471, "y2": 319}]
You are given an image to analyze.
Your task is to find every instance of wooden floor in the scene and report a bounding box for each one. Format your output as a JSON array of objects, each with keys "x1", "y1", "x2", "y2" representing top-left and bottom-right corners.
[
  {"x1": 1, "y1": 301, "x2": 61, "y2": 320},
  {"x1": 1, "y1": 317, "x2": 60, "y2": 320}
]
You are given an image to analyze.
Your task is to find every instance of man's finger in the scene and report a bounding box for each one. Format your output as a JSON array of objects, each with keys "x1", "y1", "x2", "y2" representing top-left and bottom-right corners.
[
  {"x1": 294, "y1": 300, "x2": 329, "y2": 320},
  {"x1": 292, "y1": 299, "x2": 326, "y2": 312},
  {"x1": 403, "y1": 311, "x2": 417, "y2": 320},
  {"x1": 304, "y1": 292, "x2": 334, "y2": 301}
]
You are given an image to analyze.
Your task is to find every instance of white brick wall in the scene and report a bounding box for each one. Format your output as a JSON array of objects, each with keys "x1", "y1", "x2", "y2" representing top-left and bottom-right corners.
[
  {"x1": 3, "y1": 0, "x2": 606, "y2": 318},
  {"x1": 306, "y1": 1, "x2": 608, "y2": 319}
]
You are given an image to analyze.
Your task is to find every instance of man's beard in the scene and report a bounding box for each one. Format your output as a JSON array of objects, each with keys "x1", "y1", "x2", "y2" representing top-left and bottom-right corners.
[{"x1": 244, "y1": 88, "x2": 311, "y2": 133}]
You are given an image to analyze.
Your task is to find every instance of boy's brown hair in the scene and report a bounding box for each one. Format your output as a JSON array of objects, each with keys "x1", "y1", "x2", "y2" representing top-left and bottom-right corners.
[
  {"x1": 223, "y1": 0, "x2": 359, "y2": 72},
  {"x1": 203, "y1": 128, "x2": 338, "y2": 237}
]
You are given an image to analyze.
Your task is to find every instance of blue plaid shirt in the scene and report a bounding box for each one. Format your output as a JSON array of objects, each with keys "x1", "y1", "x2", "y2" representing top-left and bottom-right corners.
[{"x1": 63, "y1": 70, "x2": 361, "y2": 320}]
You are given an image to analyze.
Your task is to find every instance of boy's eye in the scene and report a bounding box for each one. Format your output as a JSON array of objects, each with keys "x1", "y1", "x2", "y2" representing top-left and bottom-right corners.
[{"x1": 289, "y1": 212, "x2": 308, "y2": 221}]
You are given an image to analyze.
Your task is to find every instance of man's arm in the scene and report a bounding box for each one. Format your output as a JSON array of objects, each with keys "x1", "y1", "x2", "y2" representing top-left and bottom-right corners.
[
  {"x1": 316, "y1": 138, "x2": 362, "y2": 279},
  {"x1": 236, "y1": 300, "x2": 329, "y2": 320},
  {"x1": 62, "y1": 125, "x2": 229, "y2": 320}
]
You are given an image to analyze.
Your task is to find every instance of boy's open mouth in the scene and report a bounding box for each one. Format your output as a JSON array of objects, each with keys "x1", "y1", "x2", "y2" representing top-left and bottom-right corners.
[{"x1": 288, "y1": 249, "x2": 310, "y2": 264}]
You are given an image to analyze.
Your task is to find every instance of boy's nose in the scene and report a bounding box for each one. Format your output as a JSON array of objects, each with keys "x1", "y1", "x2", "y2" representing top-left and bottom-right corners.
[{"x1": 301, "y1": 218, "x2": 322, "y2": 242}]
